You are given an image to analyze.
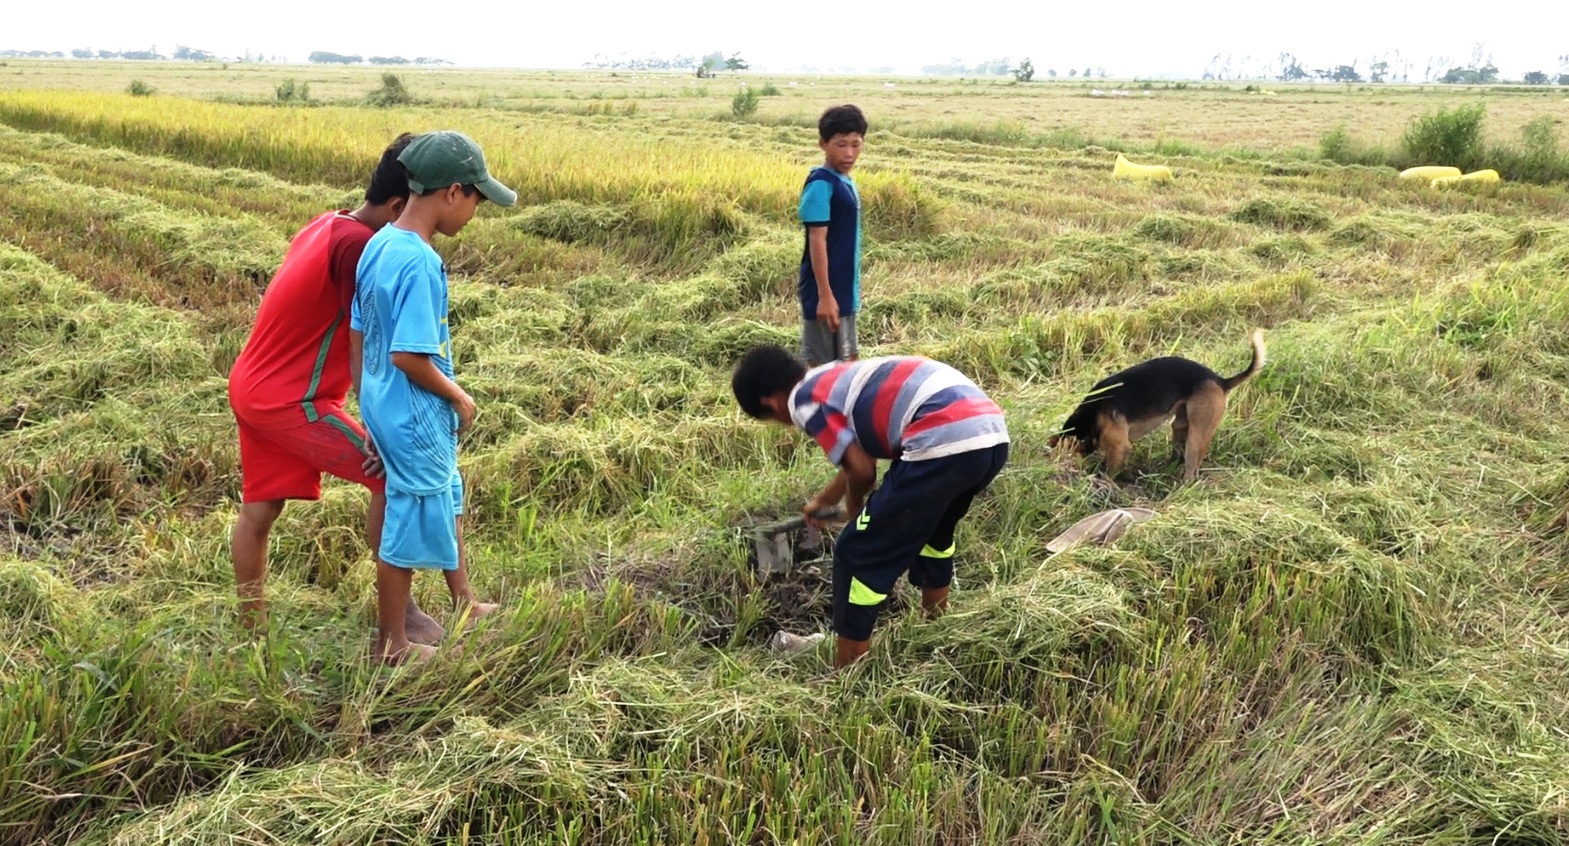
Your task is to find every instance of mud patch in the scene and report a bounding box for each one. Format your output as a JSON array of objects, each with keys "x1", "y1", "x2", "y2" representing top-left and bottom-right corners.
[
  {"x1": 740, "y1": 521, "x2": 919, "y2": 643},
  {"x1": 0, "y1": 403, "x2": 35, "y2": 431},
  {"x1": 740, "y1": 519, "x2": 837, "y2": 638},
  {"x1": 1, "y1": 521, "x2": 134, "y2": 588},
  {"x1": 578, "y1": 522, "x2": 920, "y2": 649}
]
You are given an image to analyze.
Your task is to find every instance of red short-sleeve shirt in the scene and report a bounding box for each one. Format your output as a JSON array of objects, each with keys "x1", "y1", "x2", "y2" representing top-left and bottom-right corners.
[{"x1": 228, "y1": 212, "x2": 374, "y2": 427}]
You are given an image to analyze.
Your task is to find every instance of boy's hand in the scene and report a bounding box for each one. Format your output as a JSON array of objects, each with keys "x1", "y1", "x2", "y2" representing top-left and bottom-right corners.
[
  {"x1": 816, "y1": 297, "x2": 841, "y2": 333},
  {"x1": 453, "y1": 390, "x2": 477, "y2": 435},
  {"x1": 803, "y1": 491, "x2": 842, "y2": 528},
  {"x1": 360, "y1": 435, "x2": 387, "y2": 479}
]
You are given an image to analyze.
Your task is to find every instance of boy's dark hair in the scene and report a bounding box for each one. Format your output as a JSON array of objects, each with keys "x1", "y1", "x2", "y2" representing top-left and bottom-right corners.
[
  {"x1": 364, "y1": 133, "x2": 416, "y2": 204},
  {"x1": 417, "y1": 182, "x2": 481, "y2": 200},
  {"x1": 819, "y1": 105, "x2": 867, "y2": 141},
  {"x1": 732, "y1": 344, "x2": 809, "y2": 419}
]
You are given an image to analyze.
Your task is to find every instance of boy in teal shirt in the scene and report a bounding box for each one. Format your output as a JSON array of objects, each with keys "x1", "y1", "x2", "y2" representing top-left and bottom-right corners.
[
  {"x1": 351, "y1": 130, "x2": 515, "y2": 664},
  {"x1": 798, "y1": 104, "x2": 867, "y2": 365}
]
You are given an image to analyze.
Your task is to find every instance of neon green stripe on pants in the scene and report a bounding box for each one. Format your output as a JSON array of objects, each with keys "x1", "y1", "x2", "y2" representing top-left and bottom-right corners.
[{"x1": 848, "y1": 577, "x2": 886, "y2": 606}]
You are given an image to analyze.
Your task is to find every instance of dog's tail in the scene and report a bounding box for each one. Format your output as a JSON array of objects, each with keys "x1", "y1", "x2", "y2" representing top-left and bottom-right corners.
[{"x1": 1220, "y1": 329, "x2": 1266, "y2": 392}]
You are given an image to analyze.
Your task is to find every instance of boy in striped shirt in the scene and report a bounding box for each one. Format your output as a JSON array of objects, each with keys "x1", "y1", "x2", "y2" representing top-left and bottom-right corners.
[{"x1": 732, "y1": 344, "x2": 1010, "y2": 668}]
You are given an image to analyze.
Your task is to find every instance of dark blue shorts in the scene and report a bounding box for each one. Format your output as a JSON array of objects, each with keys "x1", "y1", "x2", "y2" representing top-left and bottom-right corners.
[{"x1": 832, "y1": 443, "x2": 1009, "y2": 641}]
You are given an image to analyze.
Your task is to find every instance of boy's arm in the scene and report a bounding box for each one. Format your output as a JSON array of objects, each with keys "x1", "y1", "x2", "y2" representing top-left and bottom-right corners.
[
  {"x1": 805, "y1": 443, "x2": 875, "y2": 525},
  {"x1": 799, "y1": 179, "x2": 839, "y2": 331},
  {"x1": 797, "y1": 398, "x2": 875, "y2": 524},
  {"x1": 349, "y1": 329, "x2": 364, "y2": 399},
  {"x1": 348, "y1": 277, "x2": 368, "y2": 401},
  {"x1": 391, "y1": 352, "x2": 476, "y2": 434},
  {"x1": 335, "y1": 223, "x2": 373, "y2": 402},
  {"x1": 841, "y1": 443, "x2": 876, "y2": 519},
  {"x1": 342, "y1": 292, "x2": 384, "y2": 474},
  {"x1": 346, "y1": 328, "x2": 385, "y2": 476},
  {"x1": 386, "y1": 262, "x2": 475, "y2": 433},
  {"x1": 807, "y1": 227, "x2": 839, "y2": 331}
]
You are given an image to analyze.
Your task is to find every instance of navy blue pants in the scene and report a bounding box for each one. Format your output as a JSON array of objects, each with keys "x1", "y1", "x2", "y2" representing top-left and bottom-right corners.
[{"x1": 832, "y1": 443, "x2": 1009, "y2": 641}]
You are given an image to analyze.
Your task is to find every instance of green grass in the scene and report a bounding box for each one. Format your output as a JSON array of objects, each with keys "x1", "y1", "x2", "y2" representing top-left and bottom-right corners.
[{"x1": 3, "y1": 63, "x2": 1569, "y2": 845}]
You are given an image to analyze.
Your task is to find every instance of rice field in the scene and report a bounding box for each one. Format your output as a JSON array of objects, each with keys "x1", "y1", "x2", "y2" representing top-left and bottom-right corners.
[{"x1": 3, "y1": 60, "x2": 1569, "y2": 845}]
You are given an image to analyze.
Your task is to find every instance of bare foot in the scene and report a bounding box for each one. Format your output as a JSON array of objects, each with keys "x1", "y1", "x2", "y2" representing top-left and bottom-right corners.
[
  {"x1": 376, "y1": 638, "x2": 438, "y2": 666},
  {"x1": 455, "y1": 601, "x2": 500, "y2": 633},
  {"x1": 405, "y1": 608, "x2": 446, "y2": 646},
  {"x1": 238, "y1": 598, "x2": 267, "y2": 633}
]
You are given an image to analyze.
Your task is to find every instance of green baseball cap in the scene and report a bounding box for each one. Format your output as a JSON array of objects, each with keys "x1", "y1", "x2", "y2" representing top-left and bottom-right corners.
[{"x1": 398, "y1": 130, "x2": 517, "y2": 207}]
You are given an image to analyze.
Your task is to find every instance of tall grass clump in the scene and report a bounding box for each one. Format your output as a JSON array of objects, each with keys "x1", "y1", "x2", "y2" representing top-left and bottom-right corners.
[
  {"x1": 364, "y1": 73, "x2": 414, "y2": 108},
  {"x1": 1228, "y1": 197, "x2": 1332, "y2": 231},
  {"x1": 274, "y1": 78, "x2": 311, "y2": 104},
  {"x1": 514, "y1": 197, "x2": 747, "y2": 269},
  {"x1": 1319, "y1": 123, "x2": 1390, "y2": 167},
  {"x1": 125, "y1": 80, "x2": 154, "y2": 97},
  {"x1": 1489, "y1": 115, "x2": 1569, "y2": 185},
  {"x1": 731, "y1": 86, "x2": 760, "y2": 118},
  {"x1": 1401, "y1": 103, "x2": 1485, "y2": 170}
]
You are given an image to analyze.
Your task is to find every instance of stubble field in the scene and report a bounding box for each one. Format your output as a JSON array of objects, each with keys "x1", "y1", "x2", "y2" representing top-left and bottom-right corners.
[{"x1": 3, "y1": 61, "x2": 1569, "y2": 844}]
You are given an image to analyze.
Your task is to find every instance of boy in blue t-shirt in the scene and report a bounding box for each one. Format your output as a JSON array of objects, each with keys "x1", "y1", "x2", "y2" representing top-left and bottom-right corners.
[
  {"x1": 350, "y1": 130, "x2": 516, "y2": 664},
  {"x1": 798, "y1": 104, "x2": 866, "y2": 365}
]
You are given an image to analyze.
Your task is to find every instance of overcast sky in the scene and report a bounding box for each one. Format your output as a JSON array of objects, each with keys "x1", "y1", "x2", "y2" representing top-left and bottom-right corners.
[{"x1": 10, "y1": 0, "x2": 1569, "y2": 78}]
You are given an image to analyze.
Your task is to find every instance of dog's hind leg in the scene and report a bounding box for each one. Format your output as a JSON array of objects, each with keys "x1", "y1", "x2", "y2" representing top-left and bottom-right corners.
[
  {"x1": 1180, "y1": 384, "x2": 1227, "y2": 483},
  {"x1": 1170, "y1": 401, "x2": 1189, "y2": 465}
]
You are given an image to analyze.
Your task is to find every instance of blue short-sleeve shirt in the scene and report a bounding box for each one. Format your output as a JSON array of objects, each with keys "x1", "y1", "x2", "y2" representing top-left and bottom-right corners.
[
  {"x1": 797, "y1": 166, "x2": 861, "y2": 320},
  {"x1": 351, "y1": 225, "x2": 459, "y2": 496}
]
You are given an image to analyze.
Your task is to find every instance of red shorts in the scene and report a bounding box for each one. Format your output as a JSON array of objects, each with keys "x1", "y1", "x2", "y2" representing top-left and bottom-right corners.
[{"x1": 235, "y1": 408, "x2": 387, "y2": 503}]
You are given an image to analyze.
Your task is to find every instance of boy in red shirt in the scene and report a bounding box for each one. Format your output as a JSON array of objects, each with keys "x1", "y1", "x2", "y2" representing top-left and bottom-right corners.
[{"x1": 227, "y1": 133, "x2": 483, "y2": 641}]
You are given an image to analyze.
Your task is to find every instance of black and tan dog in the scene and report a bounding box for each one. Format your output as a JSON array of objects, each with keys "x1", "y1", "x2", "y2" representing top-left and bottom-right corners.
[{"x1": 1050, "y1": 330, "x2": 1266, "y2": 482}]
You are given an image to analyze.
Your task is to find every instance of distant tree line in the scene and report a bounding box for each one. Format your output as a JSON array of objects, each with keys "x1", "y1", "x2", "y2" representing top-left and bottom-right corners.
[
  {"x1": 581, "y1": 50, "x2": 747, "y2": 77},
  {"x1": 0, "y1": 47, "x2": 453, "y2": 65},
  {"x1": 583, "y1": 52, "x2": 703, "y2": 71},
  {"x1": 904, "y1": 58, "x2": 1107, "y2": 79},
  {"x1": 34, "y1": 46, "x2": 280, "y2": 62},
  {"x1": 309, "y1": 51, "x2": 450, "y2": 66},
  {"x1": 1219, "y1": 44, "x2": 1567, "y2": 85},
  {"x1": 13, "y1": 41, "x2": 1567, "y2": 84},
  {"x1": 921, "y1": 57, "x2": 1015, "y2": 76}
]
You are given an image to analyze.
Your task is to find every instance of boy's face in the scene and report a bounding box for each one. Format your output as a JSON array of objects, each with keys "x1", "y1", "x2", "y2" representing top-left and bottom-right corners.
[
  {"x1": 434, "y1": 184, "x2": 485, "y2": 237},
  {"x1": 759, "y1": 392, "x2": 795, "y2": 425},
  {"x1": 819, "y1": 132, "x2": 863, "y2": 174}
]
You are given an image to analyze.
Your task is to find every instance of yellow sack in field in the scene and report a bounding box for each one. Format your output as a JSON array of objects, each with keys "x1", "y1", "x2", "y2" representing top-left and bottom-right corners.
[
  {"x1": 1432, "y1": 169, "x2": 1501, "y2": 188},
  {"x1": 1113, "y1": 154, "x2": 1173, "y2": 181},
  {"x1": 1399, "y1": 165, "x2": 1461, "y2": 181}
]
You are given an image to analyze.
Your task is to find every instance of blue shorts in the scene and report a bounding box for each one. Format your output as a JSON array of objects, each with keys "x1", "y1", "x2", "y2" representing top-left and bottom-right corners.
[{"x1": 380, "y1": 473, "x2": 464, "y2": 571}]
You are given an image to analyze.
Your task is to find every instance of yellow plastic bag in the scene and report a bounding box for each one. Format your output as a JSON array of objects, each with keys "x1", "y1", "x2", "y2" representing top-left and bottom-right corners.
[
  {"x1": 1113, "y1": 153, "x2": 1173, "y2": 181},
  {"x1": 1460, "y1": 169, "x2": 1500, "y2": 183},
  {"x1": 1399, "y1": 165, "x2": 1462, "y2": 181}
]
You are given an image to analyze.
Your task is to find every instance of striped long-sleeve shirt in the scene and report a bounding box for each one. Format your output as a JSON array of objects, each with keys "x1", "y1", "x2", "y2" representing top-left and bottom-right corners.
[{"x1": 789, "y1": 356, "x2": 1009, "y2": 465}]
